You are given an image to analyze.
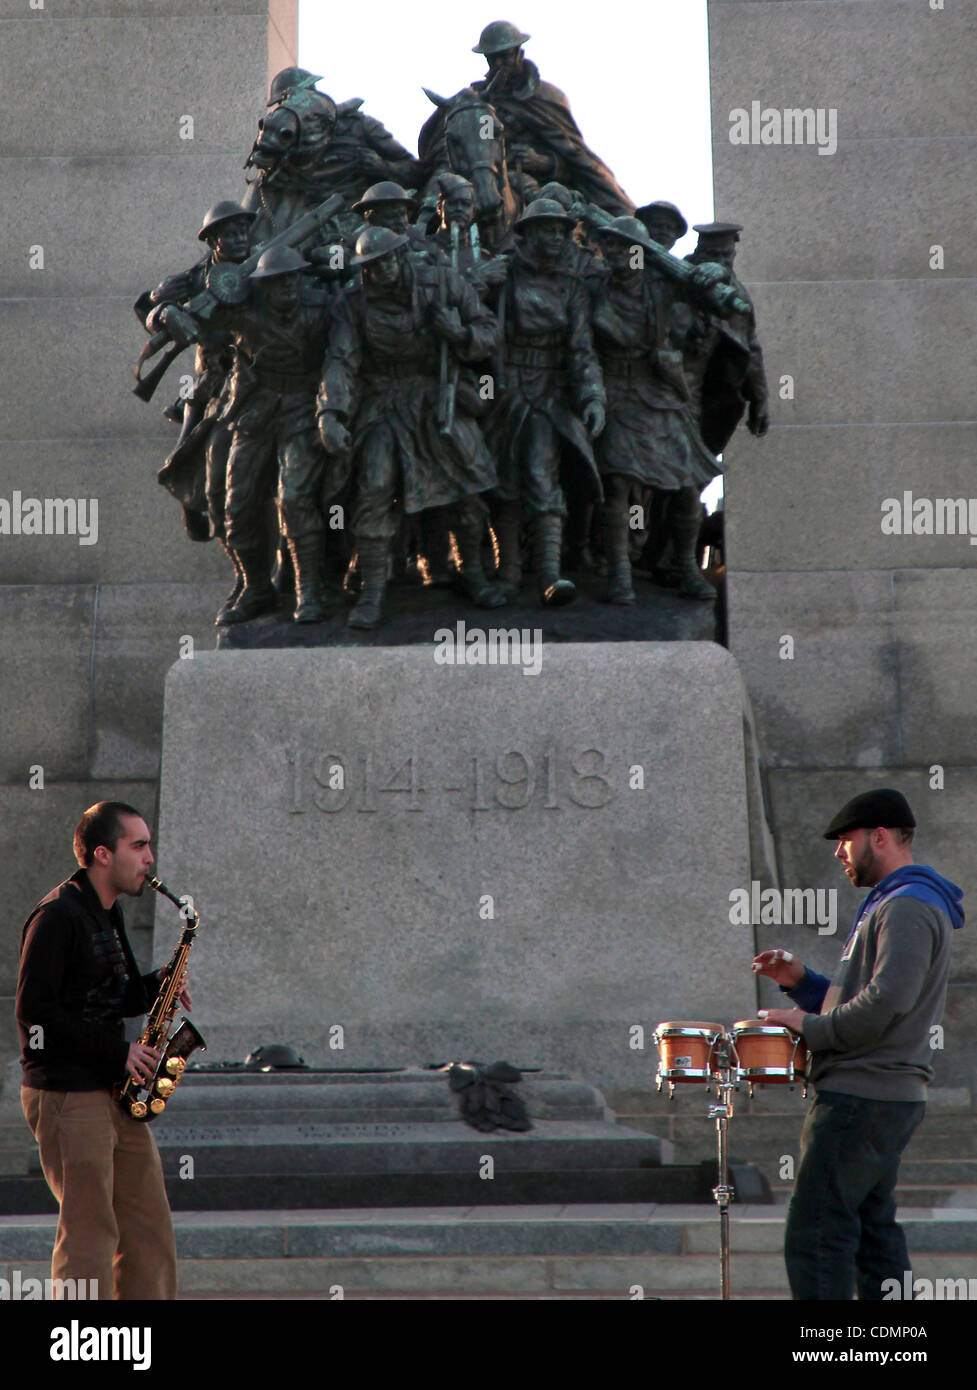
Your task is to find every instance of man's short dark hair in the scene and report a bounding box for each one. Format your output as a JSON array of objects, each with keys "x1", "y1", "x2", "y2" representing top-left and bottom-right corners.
[
  {"x1": 893, "y1": 826, "x2": 915, "y2": 846},
  {"x1": 73, "y1": 802, "x2": 143, "y2": 867}
]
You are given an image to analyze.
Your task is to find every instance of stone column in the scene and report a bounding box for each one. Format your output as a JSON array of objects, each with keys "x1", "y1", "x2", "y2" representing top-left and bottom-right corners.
[
  {"x1": 0, "y1": 2, "x2": 296, "y2": 1064},
  {"x1": 709, "y1": 0, "x2": 977, "y2": 1090}
]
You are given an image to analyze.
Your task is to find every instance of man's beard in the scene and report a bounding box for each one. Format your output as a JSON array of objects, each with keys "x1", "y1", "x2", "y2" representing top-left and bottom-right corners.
[{"x1": 850, "y1": 844, "x2": 881, "y2": 888}]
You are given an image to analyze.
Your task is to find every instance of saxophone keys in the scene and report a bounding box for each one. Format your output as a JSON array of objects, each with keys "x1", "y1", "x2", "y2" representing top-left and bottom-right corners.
[
  {"x1": 156, "y1": 1077, "x2": 175, "y2": 1098},
  {"x1": 130, "y1": 1101, "x2": 148, "y2": 1119},
  {"x1": 150, "y1": 1098, "x2": 166, "y2": 1115},
  {"x1": 166, "y1": 1057, "x2": 186, "y2": 1076}
]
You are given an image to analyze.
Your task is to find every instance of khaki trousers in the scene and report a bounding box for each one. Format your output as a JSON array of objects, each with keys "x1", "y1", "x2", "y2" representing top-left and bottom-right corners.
[{"x1": 22, "y1": 1086, "x2": 177, "y2": 1300}]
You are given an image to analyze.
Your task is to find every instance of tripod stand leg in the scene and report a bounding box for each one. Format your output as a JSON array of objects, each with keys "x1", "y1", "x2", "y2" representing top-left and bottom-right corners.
[{"x1": 710, "y1": 1077, "x2": 735, "y2": 1300}]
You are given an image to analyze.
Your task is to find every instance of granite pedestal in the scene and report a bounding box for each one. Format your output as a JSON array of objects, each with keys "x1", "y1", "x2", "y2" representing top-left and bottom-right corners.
[{"x1": 154, "y1": 642, "x2": 759, "y2": 1093}]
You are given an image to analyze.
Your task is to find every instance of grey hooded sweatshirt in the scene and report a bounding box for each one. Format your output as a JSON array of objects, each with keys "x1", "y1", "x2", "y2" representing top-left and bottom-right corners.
[{"x1": 787, "y1": 866, "x2": 964, "y2": 1102}]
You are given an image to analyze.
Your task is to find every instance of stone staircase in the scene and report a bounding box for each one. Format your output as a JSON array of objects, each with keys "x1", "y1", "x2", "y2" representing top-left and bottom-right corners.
[
  {"x1": 2, "y1": 1205, "x2": 976, "y2": 1299},
  {"x1": 2, "y1": 1069, "x2": 972, "y2": 1299}
]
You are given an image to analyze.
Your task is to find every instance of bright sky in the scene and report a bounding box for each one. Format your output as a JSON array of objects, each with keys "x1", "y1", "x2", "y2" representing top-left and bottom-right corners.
[{"x1": 299, "y1": 1, "x2": 714, "y2": 258}]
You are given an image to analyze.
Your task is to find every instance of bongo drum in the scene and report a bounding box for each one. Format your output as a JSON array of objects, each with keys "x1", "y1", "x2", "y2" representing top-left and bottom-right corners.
[
  {"x1": 653, "y1": 1021, "x2": 726, "y2": 1092},
  {"x1": 731, "y1": 1019, "x2": 808, "y2": 1094}
]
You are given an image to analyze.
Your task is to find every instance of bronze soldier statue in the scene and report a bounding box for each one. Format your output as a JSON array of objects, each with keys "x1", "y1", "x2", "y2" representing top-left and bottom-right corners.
[
  {"x1": 530, "y1": 181, "x2": 604, "y2": 285},
  {"x1": 624, "y1": 220, "x2": 765, "y2": 598},
  {"x1": 682, "y1": 222, "x2": 769, "y2": 452},
  {"x1": 156, "y1": 247, "x2": 337, "y2": 625},
  {"x1": 429, "y1": 173, "x2": 510, "y2": 298},
  {"x1": 485, "y1": 199, "x2": 606, "y2": 605},
  {"x1": 317, "y1": 227, "x2": 506, "y2": 630},
  {"x1": 589, "y1": 217, "x2": 722, "y2": 604},
  {"x1": 639, "y1": 222, "x2": 768, "y2": 596},
  {"x1": 351, "y1": 182, "x2": 448, "y2": 267},
  {"x1": 635, "y1": 200, "x2": 688, "y2": 253},
  {"x1": 136, "y1": 201, "x2": 256, "y2": 546},
  {"x1": 468, "y1": 22, "x2": 633, "y2": 214}
]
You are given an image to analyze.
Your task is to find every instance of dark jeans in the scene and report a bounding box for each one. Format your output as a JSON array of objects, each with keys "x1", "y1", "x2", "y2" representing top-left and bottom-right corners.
[{"x1": 785, "y1": 1089, "x2": 925, "y2": 1300}]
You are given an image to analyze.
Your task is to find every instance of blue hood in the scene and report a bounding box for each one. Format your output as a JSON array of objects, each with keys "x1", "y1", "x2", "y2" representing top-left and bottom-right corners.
[{"x1": 857, "y1": 865, "x2": 965, "y2": 930}]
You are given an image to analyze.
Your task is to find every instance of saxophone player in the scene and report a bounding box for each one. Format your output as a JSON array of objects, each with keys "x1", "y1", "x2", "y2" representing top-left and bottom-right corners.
[{"x1": 15, "y1": 802, "x2": 190, "y2": 1300}]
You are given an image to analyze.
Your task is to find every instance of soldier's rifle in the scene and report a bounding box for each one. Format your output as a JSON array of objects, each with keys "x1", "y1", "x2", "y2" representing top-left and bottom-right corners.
[
  {"x1": 133, "y1": 193, "x2": 343, "y2": 403},
  {"x1": 437, "y1": 221, "x2": 461, "y2": 435},
  {"x1": 582, "y1": 202, "x2": 749, "y2": 319}
]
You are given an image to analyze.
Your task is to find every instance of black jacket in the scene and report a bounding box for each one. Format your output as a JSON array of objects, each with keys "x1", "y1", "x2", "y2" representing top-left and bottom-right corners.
[{"x1": 16, "y1": 870, "x2": 158, "y2": 1090}]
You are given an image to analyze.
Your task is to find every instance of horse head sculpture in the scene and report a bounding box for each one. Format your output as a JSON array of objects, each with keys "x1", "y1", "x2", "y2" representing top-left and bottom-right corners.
[{"x1": 420, "y1": 85, "x2": 521, "y2": 249}]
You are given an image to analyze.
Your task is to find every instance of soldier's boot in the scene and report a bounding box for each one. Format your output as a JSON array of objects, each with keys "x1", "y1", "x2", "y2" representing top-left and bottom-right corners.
[
  {"x1": 215, "y1": 542, "x2": 245, "y2": 626},
  {"x1": 343, "y1": 550, "x2": 361, "y2": 597},
  {"x1": 641, "y1": 489, "x2": 679, "y2": 586},
  {"x1": 221, "y1": 547, "x2": 278, "y2": 624},
  {"x1": 288, "y1": 535, "x2": 328, "y2": 624},
  {"x1": 492, "y1": 502, "x2": 523, "y2": 599},
  {"x1": 598, "y1": 501, "x2": 636, "y2": 605},
  {"x1": 272, "y1": 541, "x2": 295, "y2": 598},
  {"x1": 565, "y1": 501, "x2": 596, "y2": 572},
  {"x1": 671, "y1": 490, "x2": 715, "y2": 600},
  {"x1": 453, "y1": 506, "x2": 507, "y2": 609},
  {"x1": 418, "y1": 511, "x2": 454, "y2": 588},
  {"x1": 531, "y1": 513, "x2": 576, "y2": 607},
  {"x1": 347, "y1": 540, "x2": 388, "y2": 630}
]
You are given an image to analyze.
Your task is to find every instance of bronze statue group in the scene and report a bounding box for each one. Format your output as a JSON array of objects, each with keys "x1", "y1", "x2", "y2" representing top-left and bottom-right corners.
[{"x1": 135, "y1": 22, "x2": 768, "y2": 630}]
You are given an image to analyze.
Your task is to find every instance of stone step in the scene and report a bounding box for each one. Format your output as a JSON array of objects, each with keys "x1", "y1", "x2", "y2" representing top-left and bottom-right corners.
[
  {"x1": 900, "y1": 1160, "x2": 977, "y2": 1184},
  {"x1": 141, "y1": 1120, "x2": 671, "y2": 1175},
  {"x1": 0, "y1": 1164, "x2": 736, "y2": 1215},
  {"x1": 159, "y1": 1068, "x2": 611, "y2": 1125},
  {"x1": 4, "y1": 1205, "x2": 975, "y2": 1298}
]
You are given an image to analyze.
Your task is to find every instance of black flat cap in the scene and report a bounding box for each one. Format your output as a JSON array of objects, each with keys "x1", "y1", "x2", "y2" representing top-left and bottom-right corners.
[{"x1": 823, "y1": 788, "x2": 916, "y2": 840}]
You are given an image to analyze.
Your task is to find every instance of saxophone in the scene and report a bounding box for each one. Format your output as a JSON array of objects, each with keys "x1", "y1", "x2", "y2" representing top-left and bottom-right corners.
[{"x1": 115, "y1": 874, "x2": 206, "y2": 1122}]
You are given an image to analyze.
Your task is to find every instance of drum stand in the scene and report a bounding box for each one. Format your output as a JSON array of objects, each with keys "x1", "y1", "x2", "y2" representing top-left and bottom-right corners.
[{"x1": 708, "y1": 1037, "x2": 736, "y2": 1301}]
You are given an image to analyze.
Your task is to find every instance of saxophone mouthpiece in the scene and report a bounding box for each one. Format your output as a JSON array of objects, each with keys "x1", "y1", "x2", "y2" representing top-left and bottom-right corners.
[{"x1": 146, "y1": 875, "x2": 189, "y2": 915}]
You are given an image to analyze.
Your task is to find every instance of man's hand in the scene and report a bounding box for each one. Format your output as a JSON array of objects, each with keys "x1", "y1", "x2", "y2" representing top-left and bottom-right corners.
[
  {"x1": 431, "y1": 305, "x2": 467, "y2": 347},
  {"x1": 474, "y1": 259, "x2": 509, "y2": 289},
  {"x1": 752, "y1": 948, "x2": 804, "y2": 988},
  {"x1": 154, "y1": 304, "x2": 199, "y2": 347},
  {"x1": 157, "y1": 966, "x2": 192, "y2": 1010},
  {"x1": 758, "y1": 1006, "x2": 806, "y2": 1035},
  {"x1": 358, "y1": 148, "x2": 390, "y2": 177},
  {"x1": 156, "y1": 271, "x2": 195, "y2": 303},
  {"x1": 174, "y1": 970, "x2": 193, "y2": 1010},
  {"x1": 318, "y1": 412, "x2": 351, "y2": 455},
  {"x1": 691, "y1": 263, "x2": 726, "y2": 291},
  {"x1": 582, "y1": 400, "x2": 605, "y2": 438},
  {"x1": 126, "y1": 1042, "x2": 161, "y2": 1084},
  {"x1": 509, "y1": 144, "x2": 552, "y2": 176}
]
